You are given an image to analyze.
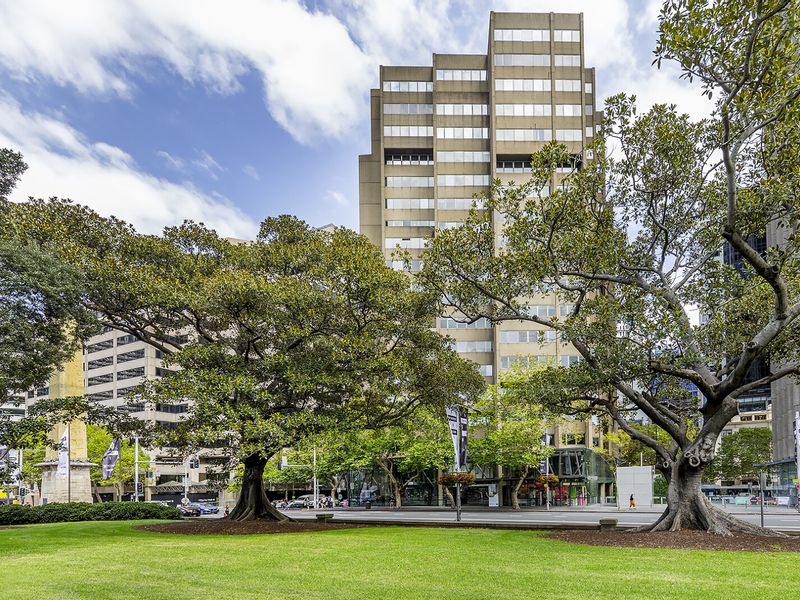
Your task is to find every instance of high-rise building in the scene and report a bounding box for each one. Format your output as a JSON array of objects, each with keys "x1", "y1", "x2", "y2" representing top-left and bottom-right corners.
[{"x1": 359, "y1": 12, "x2": 613, "y2": 506}]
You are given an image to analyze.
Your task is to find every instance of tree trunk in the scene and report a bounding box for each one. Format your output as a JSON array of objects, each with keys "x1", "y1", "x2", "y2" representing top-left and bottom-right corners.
[
  {"x1": 228, "y1": 452, "x2": 289, "y2": 522},
  {"x1": 511, "y1": 466, "x2": 528, "y2": 511},
  {"x1": 443, "y1": 486, "x2": 456, "y2": 509},
  {"x1": 642, "y1": 456, "x2": 778, "y2": 536},
  {"x1": 377, "y1": 459, "x2": 402, "y2": 508}
]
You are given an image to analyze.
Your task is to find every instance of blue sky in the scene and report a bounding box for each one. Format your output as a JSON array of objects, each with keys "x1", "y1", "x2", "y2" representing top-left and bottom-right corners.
[{"x1": 0, "y1": 0, "x2": 712, "y2": 238}]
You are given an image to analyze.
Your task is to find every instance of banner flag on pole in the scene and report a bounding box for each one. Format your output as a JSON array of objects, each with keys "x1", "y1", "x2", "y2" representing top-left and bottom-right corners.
[
  {"x1": 102, "y1": 438, "x2": 121, "y2": 480},
  {"x1": 794, "y1": 411, "x2": 800, "y2": 482},
  {"x1": 459, "y1": 410, "x2": 468, "y2": 469},
  {"x1": 445, "y1": 406, "x2": 461, "y2": 470},
  {"x1": 538, "y1": 434, "x2": 552, "y2": 473},
  {"x1": 56, "y1": 428, "x2": 69, "y2": 479}
]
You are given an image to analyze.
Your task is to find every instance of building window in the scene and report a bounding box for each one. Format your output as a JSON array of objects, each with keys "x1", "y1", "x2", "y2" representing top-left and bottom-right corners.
[
  {"x1": 555, "y1": 104, "x2": 582, "y2": 117},
  {"x1": 87, "y1": 391, "x2": 114, "y2": 402},
  {"x1": 386, "y1": 220, "x2": 435, "y2": 227},
  {"x1": 497, "y1": 160, "x2": 531, "y2": 173},
  {"x1": 556, "y1": 129, "x2": 583, "y2": 142},
  {"x1": 495, "y1": 79, "x2": 551, "y2": 92},
  {"x1": 86, "y1": 340, "x2": 114, "y2": 353},
  {"x1": 555, "y1": 79, "x2": 582, "y2": 92},
  {"x1": 436, "y1": 127, "x2": 489, "y2": 139},
  {"x1": 437, "y1": 174, "x2": 491, "y2": 186},
  {"x1": 87, "y1": 373, "x2": 114, "y2": 386},
  {"x1": 385, "y1": 153, "x2": 433, "y2": 166},
  {"x1": 524, "y1": 305, "x2": 557, "y2": 318},
  {"x1": 500, "y1": 355, "x2": 556, "y2": 369},
  {"x1": 436, "y1": 151, "x2": 491, "y2": 163},
  {"x1": 117, "y1": 334, "x2": 138, "y2": 346},
  {"x1": 438, "y1": 198, "x2": 486, "y2": 210},
  {"x1": 435, "y1": 104, "x2": 488, "y2": 116},
  {"x1": 495, "y1": 104, "x2": 551, "y2": 117},
  {"x1": 494, "y1": 54, "x2": 550, "y2": 67},
  {"x1": 585, "y1": 82, "x2": 593, "y2": 94},
  {"x1": 554, "y1": 30, "x2": 581, "y2": 42},
  {"x1": 383, "y1": 103, "x2": 433, "y2": 114},
  {"x1": 383, "y1": 125, "x2": 433, "y2": 137},
  {"x1": 500, "y1": 330, "x2": 557, "y2": 343},
  {"x1": 156, "y1": 403, "x2": 188, "y2": 414},
  {"x1": 385, "y1": 176, "x2": 434, "y2": 187},
  {"x1": 560, "y1": 355, "x2": 581, "y2": 367},
  {"x1": 435, "y1": 69, "x2": 487, "y2": 81},
  {"x1": 117, "y1": 367, "x2": 145, "y2": 381},
  {"x1": 87, "y1": 356, "x2": 114, "y2": 370},
  {"x1": 383, "y1": 81, "x2": 433, "y2": 92},
  {"x1": 585, "y1": 104, "x2": 593, "y2": 116},
  {"x1": 388, "y1": 259, "x2": 423, "y2": 272},
  {"x1": 494, "y1": 29, "x2": 550, "y2": 42},
  {"x1": 451, "y1": 341, "x2": 493, "y2": 353},
  {"x1": 117, "y1": 349, "x2": 145, "y2": 363},
  {"x1": 479, "y1": 365, "x2": 493, "y2": 377},
  {"x1": 385, "y1": 198, "x2": 434, "y2": 209},
  {"x1": 385, "y1": 238, "x2": 430, "y2": 249},
  {"x1": 439, "y1": 317, "x2": 492, "y2": 329},
  {"x1": 554, "y1": 55, "x2": 581, "y2": 67},
  {"x1": 496, "y1": 129, "x2": 552, "y2": 142}
]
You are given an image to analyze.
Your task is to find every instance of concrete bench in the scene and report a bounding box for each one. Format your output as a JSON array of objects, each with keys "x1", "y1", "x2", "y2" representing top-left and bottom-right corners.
[
  {"x1": 598, "y1": 518, "x2": 618, "y2": 531},
  {"x1": 315, "y1": 513, "x2": 334, "y2": 522}
]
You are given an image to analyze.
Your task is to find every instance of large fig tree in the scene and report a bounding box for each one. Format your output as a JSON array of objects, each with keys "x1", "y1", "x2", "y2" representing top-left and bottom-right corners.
[{"x1": 419, "y1": 0, "x2": 800, "y2": 535}]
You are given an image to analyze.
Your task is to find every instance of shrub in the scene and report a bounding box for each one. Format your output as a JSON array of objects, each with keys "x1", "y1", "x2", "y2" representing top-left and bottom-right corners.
[
  {"x1": 0, "y1": 501, "x2": 182, "y2": 525},
  {"x1": 438, "y1": 472, "x2": 476, "y2": 486}
]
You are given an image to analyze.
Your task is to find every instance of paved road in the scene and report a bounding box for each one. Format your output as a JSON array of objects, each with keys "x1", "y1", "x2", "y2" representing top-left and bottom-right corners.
[{"x1": 287, "y1": 507, "x2": 800, "y2": 532}]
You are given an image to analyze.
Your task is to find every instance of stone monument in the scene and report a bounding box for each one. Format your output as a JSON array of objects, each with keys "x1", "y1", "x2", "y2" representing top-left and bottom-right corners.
[{"x1": 38, "y1": 347, "x2": 94, "y2": 504}]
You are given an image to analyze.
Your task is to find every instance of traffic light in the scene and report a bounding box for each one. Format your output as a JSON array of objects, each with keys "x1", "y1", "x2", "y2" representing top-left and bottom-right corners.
[
  {"x1": 136, "y1": 482, "x2": 144, "y2": 494},
  {"x1": 18, "y1": 487, "x2": 27, "y2": 497},
  {"x1": 189, "y1": 458, "x2": 200, "y2": 469}
]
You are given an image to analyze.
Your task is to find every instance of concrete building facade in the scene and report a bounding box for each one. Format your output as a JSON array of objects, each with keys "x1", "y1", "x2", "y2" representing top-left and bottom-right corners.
[{"x1": 359, "y1": 12, "x2": 612, "y2": 506}]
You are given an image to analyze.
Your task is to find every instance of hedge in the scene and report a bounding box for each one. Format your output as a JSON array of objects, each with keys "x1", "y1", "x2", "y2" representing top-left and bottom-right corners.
[{"x1": 0, "y1": 501, "x2": 182, "y2": 525}]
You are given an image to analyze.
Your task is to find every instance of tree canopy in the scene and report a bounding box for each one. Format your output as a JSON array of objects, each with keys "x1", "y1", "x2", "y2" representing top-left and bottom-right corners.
[
  {"x1": 1, "y1": 199, "x2": 484, "y2": 520},
  {"x1": 707, "y1": 427, "x2": 772, "y2": 483}
]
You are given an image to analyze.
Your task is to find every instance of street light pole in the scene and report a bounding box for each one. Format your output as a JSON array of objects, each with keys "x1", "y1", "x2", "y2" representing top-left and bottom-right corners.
[
  {"x1": 759, "y1": 470, "x2": 765, "y2": 528},
  {"x1": 134, "y1": 434, "x2": 140, "y2": 502},
  {"x1": 313, "y1": 444, "x2": 318, "y2": 510}
]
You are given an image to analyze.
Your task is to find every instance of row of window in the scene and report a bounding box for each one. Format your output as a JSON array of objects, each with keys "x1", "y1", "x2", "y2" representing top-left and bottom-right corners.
[
  {"x1": 436, "y1": 69, "x2": 487, "y2": 81},
  {"x1": 383, "y1": 81, "x2": 433, "y2": 93},
  {"x1": 439, "y1": 317, "x2": 492, "y2": 329},
  {"x1": 384, "y1": 197, "x2": 486, "y2": 209},
  {"x1": 87, "y1": 366, "x2": 146, "y2": 387},
  {"x1": 385, "y1": 153, "x2": 433, "y2": 165},
  {"x1": 386, "y1": 220, "x2": 434, "y2": 227},
  {"x1": 437, "y1": 127, "x2": 489, "y2": 139},
  {"x1": 388, "y1": 259, "x2": 424, "y2": 272},
  {"x1": 87, "y1": 349, "x2": 146, "y2": 370},
  {"x1": 436, "y1": 103, "x2": 488, "y2": 116},
  {"x1": 496, "y1": 103, "x2": 589, "y2": 117},
  {"x1": 437, "y1": 151, "x2": 491, "y2": 162},
  {"x1": 385, "y1": 176, "x2": 433, "y2": 187},
  {"x1": 437, "y1": 174, "x2": 491, "y2": 186},
  {"x1": 384, "y1": 103, "x2": 433, "y2": 114},
  {"x1": 494, "y1": 53, "x2": 551, "y2": 67},
  {"x1": 499, "y1": 330, "x2": 558, "y2": 343},
  {"x1": 496, "y1": 78, "x2": 550, "y2": 92},
  {"x1": 499, "y1": 355, "x2": 581, "y2": 369},
  {"x1": 385, "y1": 237, "x2": 429, "y2": 249},
  {"x1": 452, "y1": 340, "x2": 493, "y2": 353},
  {"x1": 496, "y1": 129, "x2": 551, "y2": 142},
  {"x1": 493, "y1": 29, "x2": 550, "y2": 42},
  {"x1": 384, "y1": 125, "x2": 433, "y2": 137}
]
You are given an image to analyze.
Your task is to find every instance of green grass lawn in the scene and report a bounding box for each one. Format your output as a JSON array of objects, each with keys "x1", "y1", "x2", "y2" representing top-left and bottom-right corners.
[{"x1": 0, "y1": 521, "x2": 796, "y2": 599}]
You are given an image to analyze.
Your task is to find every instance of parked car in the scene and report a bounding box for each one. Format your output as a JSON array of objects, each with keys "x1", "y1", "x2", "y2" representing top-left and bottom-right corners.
[
  {"x1": 294, "y1": 494, "x2": 328, "y2": 508},
  {"x1": 176, "y1": 504, "x2": 201, "y2": 517},
  {"x1": 285, "y1": 499, "x2": 307, "y2": 509},
  {"x1": 189, "y1": 502, "x2": 219, "y2": 514}
]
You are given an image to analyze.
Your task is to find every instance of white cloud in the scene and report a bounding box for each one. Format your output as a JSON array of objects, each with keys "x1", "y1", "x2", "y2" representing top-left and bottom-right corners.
[
  {"x1": 242, "y1": 164, "x2": 260, "y2": 181},
  {"x1": 191, "y1": 150, "x2": 224, "y2": 180},
  {"x1": 0, "y1": 0, "x2": 374, "y2": 144},
  {"x1": 325, "y1": 190, "x2": 349, "y2": 208},
  {"x1": 0, "y1": 96, "x2": 257, "y2": 238},
  {"x1": 156, "y1": 150, "x2": 185, "y2": 172}
]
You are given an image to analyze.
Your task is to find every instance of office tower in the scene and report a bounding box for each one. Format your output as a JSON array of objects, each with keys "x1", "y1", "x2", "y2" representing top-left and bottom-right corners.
[{"x1": 359, "y1": 12, "x2": 612, "y2": 506}]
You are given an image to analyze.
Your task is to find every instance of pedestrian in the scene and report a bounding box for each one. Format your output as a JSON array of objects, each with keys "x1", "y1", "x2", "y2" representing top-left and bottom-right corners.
[
  {"x1": 224, "y1": 506, "x2": 229, "y2": 518},
  {"x1": 629, "y1": 494, "x2": 636, "y2": 510}
]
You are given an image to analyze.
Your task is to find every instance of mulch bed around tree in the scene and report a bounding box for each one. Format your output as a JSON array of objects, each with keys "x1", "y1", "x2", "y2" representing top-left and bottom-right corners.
[
  {"x1": 545, "y1": 529, "x2": 800, "y2": 552},
  {"x1": 137, "y1": 519, "x2": 368, "y2": 536}
]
